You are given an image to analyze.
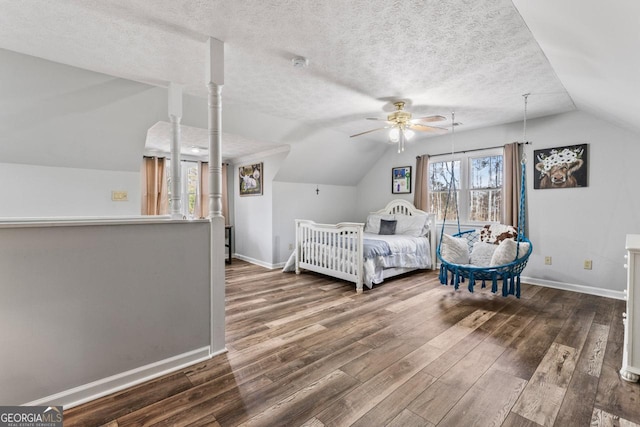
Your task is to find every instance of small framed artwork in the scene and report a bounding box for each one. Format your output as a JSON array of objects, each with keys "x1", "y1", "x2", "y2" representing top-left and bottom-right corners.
[
  {"x1": 534, "y1": 144, "x2": 588, "y2": 189},
  {"x1": 392, "y1": 166, "x2": 411, "y2": 194},
  {"x1": 239, "y1": 162, "x2": 263, "y2": 196}
]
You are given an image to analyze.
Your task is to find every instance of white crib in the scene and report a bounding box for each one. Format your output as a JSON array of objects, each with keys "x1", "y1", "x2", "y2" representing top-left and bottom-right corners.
[{"x1": 294, "y1": 200, "x2": 437, "y2": 293}]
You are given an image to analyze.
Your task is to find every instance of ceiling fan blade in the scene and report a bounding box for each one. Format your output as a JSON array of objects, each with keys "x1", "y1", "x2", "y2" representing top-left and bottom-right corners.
[
  {"x1": 410, "y1": 115, "x2": 447, "y2": 123},
  {"x1": 408, "y1": 124, "x2": 448, "y2": 133},
  {"x1": 366, "y1": 117, "x2": 392, "y2": 122},
  {"x1": 350, "y1": 126, "x2": 390, "y2": 138}
]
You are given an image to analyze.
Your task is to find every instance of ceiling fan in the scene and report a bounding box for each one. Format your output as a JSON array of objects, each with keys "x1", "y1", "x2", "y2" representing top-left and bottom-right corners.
[{"x1": 350, "y1": 101, "x2": 448, "y2": 153}]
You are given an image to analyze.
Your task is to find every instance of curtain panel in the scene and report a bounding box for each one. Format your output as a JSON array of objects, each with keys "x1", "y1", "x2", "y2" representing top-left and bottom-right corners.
[
  {"x1": 503, "y1": 142, "x2": 521, "y2": 227},
  {"x1": 141, "y1": 156, "x2": 168, "y2": 215},
  {"x1": 414, "y1": 155, "x2": 429, "y2": 211}
]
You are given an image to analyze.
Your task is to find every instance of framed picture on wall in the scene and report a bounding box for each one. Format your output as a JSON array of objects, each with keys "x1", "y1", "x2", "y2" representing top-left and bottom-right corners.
[
  {"x1": 392, "y1": 166, "x2": 411, "y2": 194},
  {"x1": 239, "y1": 162, "x2": 263, "y2": 196},
  {"x1": 533, "y1": 144, "x2": 588, "y2": 189}
]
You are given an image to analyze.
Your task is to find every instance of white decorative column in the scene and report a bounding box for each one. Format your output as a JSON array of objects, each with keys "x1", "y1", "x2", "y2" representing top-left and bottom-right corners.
[
  {"x1": 622, "y1": 235, "x2": 640, "y2": 382},
  {"x1": 169, "y1": 83, "x2": 183, "y2": 219},
  {"x1": 207, "y1": 37, "x2": 226, "y2": 356}
]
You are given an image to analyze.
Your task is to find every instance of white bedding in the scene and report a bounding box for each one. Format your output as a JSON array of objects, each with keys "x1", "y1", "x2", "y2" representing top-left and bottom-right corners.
[
  {"x1": 362, "y1": 233, "x2": 431, "y2": 287},
  {"x1": 283, "y1": 232, "x2": 432, "y2": 289}
]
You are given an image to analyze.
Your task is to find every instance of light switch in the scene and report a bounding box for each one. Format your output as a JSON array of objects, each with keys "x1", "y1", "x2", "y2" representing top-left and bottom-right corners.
[{"x1": 111, "y1": 191, "x2": 128, "y2": 201}]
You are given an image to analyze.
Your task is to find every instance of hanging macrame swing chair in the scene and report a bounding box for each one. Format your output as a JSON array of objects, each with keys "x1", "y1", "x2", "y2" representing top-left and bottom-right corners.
[{"x1": 437, "y1": 96, "x2": 532, "y2": 298}]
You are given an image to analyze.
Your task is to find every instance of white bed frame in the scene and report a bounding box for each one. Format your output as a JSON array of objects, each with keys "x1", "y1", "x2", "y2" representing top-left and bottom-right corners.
[{"x1": 294, "y1": 199, "x2": 437, "y2": 293}]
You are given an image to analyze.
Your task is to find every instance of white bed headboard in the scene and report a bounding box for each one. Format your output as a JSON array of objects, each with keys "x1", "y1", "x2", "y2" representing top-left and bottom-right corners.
[{"x1": 372, "y1": 199, "x2": 428, "y2": 216}]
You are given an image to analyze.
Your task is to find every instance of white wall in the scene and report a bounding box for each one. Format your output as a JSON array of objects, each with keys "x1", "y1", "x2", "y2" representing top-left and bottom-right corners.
[
  {"x1": 524, "y1": 111, "x2": 640, "y2": 293},
  {"x1": 272, "y1": 182, "x2": 358, "y2": 265},
  {"x1": 0, "y1": 220, "x2": 211, "y2": 406},
  {"x1": 356, "y1": 110, "x2": 640, "y2": 293},
  {"x1": 0, "y1": 49, "x2": 173, "y2": 218},
  {"x1": 0, "y1": 48, "x2": 166, "y2": 172},
  {"x1": 232, "y1": 151, "x2": 288, "y2": 267},
  {"x1": 0, "y1": 162, "x2": 141, "y2": 217}
]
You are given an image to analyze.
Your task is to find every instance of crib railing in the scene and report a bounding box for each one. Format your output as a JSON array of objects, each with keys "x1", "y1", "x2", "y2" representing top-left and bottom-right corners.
[{"x1": 295, "y1": 220, "x2": 365, "y2": 293}]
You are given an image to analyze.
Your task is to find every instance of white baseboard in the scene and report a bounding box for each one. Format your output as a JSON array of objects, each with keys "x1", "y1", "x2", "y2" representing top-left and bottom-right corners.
[
  {"x1": 24, "y1": 346, "x2": 217, "y2": 409},
  {"x1": 521, "y1": 276, "x2": 625, "y2": 300},
  {"x1": 233, "y1": 253, "x2": 284, "y2": 270}
]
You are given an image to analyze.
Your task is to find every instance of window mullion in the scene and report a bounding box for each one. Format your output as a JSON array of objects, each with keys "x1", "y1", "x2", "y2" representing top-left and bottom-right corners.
[{"x1": 460, "y1": 157, "x2": 469, "y2": 223}]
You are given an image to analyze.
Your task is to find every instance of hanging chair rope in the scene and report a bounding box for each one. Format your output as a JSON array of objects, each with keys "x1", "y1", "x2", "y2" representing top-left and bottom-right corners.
[
  {"x1": 436, "y1": 98, "x2": 533, "y2": 298},
  {"x1": 438, "y1": 111, "x2": 461, "y2": 246}
]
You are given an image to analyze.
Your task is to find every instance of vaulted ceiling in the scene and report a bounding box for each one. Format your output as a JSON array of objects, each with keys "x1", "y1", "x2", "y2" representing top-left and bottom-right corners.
[{"x1": 0, "y1": 0, "x2": 637, "y2": 171}]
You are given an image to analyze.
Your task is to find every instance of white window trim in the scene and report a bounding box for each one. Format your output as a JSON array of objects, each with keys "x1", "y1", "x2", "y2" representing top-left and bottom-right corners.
[
  {"x1": 168, "y1": 160, "x2": 200, "y2": 220},
  {"x1": 429, "y1": 147, "x2": 504, "y2": 227}
]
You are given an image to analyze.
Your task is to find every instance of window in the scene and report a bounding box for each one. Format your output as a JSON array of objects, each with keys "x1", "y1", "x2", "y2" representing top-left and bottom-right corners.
[
  {"x1": 167, "y1": 160, "x2": 200, "y2": 219},
  {"x1": 428, "y1": 159, "x2": 460, "y2": 221},
  {"x1": 428, "y1": 148, "x2": 503, "y2": 223}
]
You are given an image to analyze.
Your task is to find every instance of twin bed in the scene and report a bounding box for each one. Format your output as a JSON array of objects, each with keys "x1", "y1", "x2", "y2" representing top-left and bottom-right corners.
[{"x1": 285, "y1": 200, "x2": 437, "y2": 293}]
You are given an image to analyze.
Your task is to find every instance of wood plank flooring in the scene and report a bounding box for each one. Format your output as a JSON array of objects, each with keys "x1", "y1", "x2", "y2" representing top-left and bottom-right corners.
[{"x1": 65, "y1": 260, "x2": 640, "y2": 426}]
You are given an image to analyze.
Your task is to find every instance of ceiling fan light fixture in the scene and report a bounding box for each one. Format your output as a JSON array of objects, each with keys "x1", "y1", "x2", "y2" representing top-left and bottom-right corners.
[
  {"x1": 389, "y1": 127, "x2": 400, "y2": 142},
  {"x1": 350, "y1": 100, "x2": 446, "y2": 153}
]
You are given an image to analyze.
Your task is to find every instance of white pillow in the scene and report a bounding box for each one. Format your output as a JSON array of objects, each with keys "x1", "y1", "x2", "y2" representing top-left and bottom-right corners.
[
  {"x1": 490, "y1": 239, "x2": 531, "y2": 266},
  {"x1": 364, "y1": 214, "x2": 394, "y2": 234},
  {"x1": 394, "y1": 214, "x2": 427, "y2": 237},
  {"x1": 440, "y1": 234, "x2": 469, "y2": 264},
  {"x1": 470, "y1": 242, "x2": 498, "y2": 267}
]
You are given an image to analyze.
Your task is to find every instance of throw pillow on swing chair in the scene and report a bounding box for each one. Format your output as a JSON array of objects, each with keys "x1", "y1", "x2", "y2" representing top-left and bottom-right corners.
[
  {"x1": 470, "y1": 242, "x2": 498, "y2": 267},
  {"x1": 479, "y1": 224, "x2": 518, "y2": 244},
  {"x1": 490, "y1": 239, "x2": 531, "y2": 267},
  {"x1": 440, "y1": 234, "x2": 470, "y2": 265}
]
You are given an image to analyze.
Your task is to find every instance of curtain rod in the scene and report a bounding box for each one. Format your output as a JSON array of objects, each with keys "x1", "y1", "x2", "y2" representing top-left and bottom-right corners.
[{"x1": 418, "y1": 141, "x2": 531, "y2": 159}]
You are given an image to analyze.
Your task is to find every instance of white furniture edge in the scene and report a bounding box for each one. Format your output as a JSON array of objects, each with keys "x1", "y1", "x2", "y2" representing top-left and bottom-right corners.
[
  {"x1": 296, "y1": 220, "x2": 365, "y2": 291},
  {"x1": 621, "y1": 235, "x2": 640, "y2": 382},
  {"x1": 294, "y1": 199, "x2": 437, "y2": 294},
  {"x1": 23, "y1": 346, "x2": 226, "y2": 409}
]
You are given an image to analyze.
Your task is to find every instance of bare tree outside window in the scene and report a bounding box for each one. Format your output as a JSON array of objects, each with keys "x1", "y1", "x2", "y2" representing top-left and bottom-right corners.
[
  {"x1": 429, "y1": 160, "x2": 460, "y2": 221},
  {"x1": 427, "y1": 150, "x2": 504, "y2": 223},
  {"x1": 469, "y1": 155, "x2": 503, "y2": 222}
]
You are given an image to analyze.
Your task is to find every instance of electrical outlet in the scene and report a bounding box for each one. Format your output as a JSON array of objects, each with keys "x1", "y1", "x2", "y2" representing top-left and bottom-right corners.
[
  {"x1": 584, "y1": 259, "x2": 592, "y2": 270},
  {"x1": 544, "y1": 256, "x2": 552, "y2": 265},
  {"x1": 288, "y1": 243, "x2": 294, "y2": 250}
]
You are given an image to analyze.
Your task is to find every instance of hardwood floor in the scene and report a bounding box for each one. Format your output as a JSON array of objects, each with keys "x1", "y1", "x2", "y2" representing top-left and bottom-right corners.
[{"x1": 64, "y1": 260, "x2": 640, "y2": 426}]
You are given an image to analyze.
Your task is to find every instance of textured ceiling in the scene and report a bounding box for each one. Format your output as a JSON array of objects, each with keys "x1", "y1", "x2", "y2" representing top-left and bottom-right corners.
[
  {"x1": 144, "y1": 121, "x2": 288, "y2": 162},
  {"x1": 0, "y1": 0, "x2": 577, "y2": 145},
  {"x1": 512, "y1": 0, "x2": 640, "y2": 136}
]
